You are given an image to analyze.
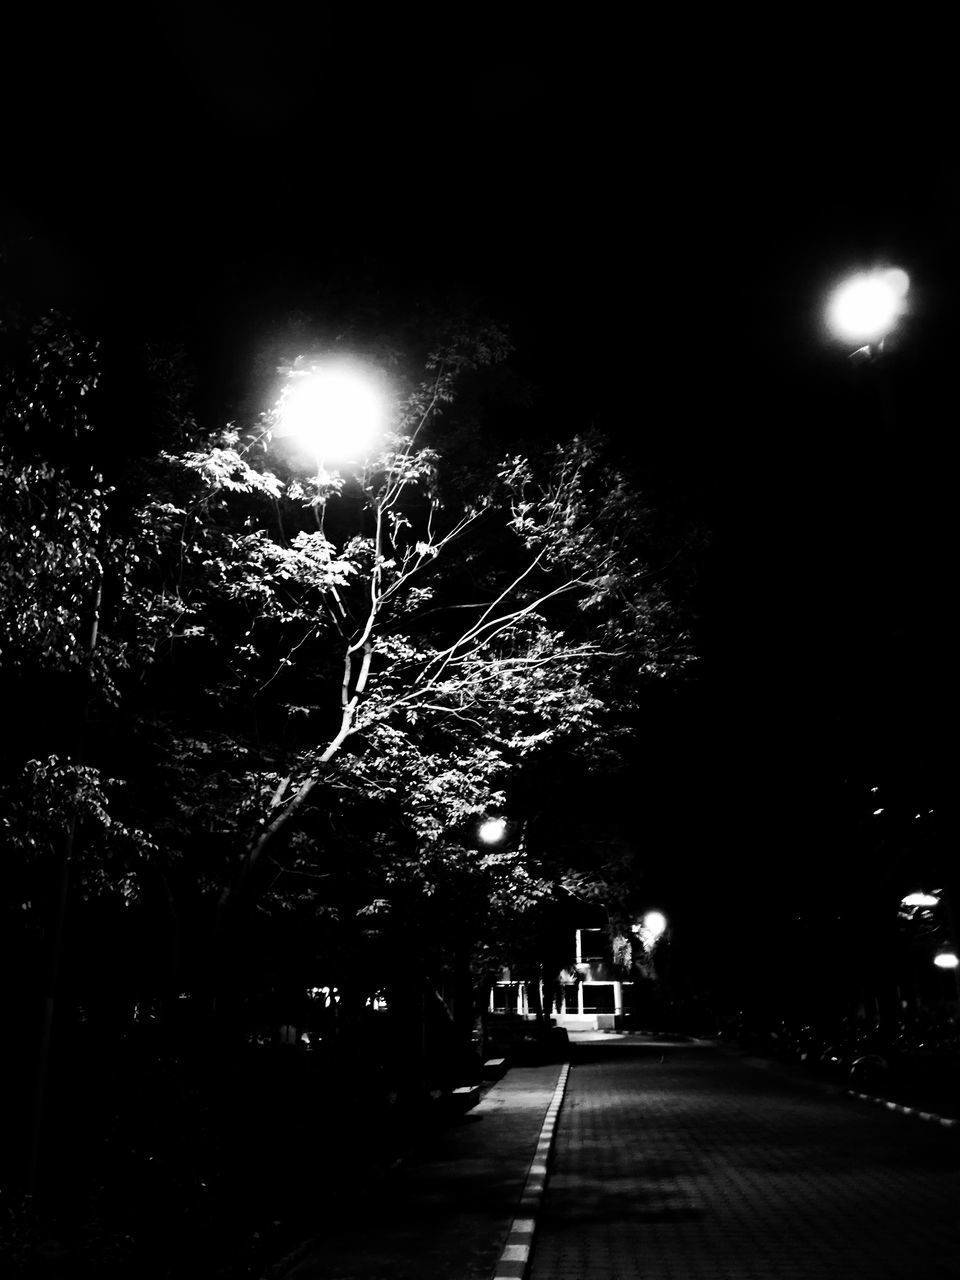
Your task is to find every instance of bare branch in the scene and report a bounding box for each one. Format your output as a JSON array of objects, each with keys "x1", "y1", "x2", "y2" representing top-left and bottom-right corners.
[
  {"x1": 417, "y1": 546, "x2": 548, "y2": 681},
  {"x1": 268, "y1": 775, "x2": 291, "y2": 811},
  {"x1": 256, "y1": 622, "x2": 320, "y2": 696},
  {"x1": 379, "y1": 507, "x2": 483, "y2": 605}
]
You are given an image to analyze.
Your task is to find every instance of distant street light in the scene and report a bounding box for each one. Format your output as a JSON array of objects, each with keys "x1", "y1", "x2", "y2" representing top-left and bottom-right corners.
[
  {"x1": 642, "y1": 910, "x2": 668, "y2": 941},
  {"x1": 633, "y1": 910, "x2": 668, "y2": 954},
  {"x1": 898, "y1": 893, "x2": 960, "y2": 1001},
  {"x1": 825, "y1": 267, "x2": 910, "y2": 355},
  {"x1": 478, "y1": 817, "x2": 508, "y2": 846},
  {"x1": 630, "y1": 910, "x2": 669, "y2": 983},
  {"x1": 274, "y1": 360, "x2": 388, "y2": 464}
]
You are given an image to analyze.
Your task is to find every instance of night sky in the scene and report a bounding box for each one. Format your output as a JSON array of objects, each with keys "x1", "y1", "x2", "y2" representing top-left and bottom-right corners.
[{"x1": 3, "y1": 15, "x2": 956, "y2": 972}]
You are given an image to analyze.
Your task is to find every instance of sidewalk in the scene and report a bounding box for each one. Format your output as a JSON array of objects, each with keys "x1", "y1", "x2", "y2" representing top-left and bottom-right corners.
[{"x1": 269, "y1": 1061, "x2": 564, "y2": 1280}]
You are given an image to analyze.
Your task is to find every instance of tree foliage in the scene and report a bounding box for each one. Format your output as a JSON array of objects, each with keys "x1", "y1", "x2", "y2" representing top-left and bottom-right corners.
[{"x1": 1, "y1": 310, "x2": 698, "y2": 1011}]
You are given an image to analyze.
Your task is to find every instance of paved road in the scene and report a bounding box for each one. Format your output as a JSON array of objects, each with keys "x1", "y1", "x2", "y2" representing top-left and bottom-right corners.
[{"x1": 529, "y1": 1042, "x2": 960, "y2": 1280}]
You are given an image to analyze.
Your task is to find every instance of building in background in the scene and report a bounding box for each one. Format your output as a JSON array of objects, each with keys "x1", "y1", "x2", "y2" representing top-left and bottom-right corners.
[{"x1": 489, "y1": 926, "x2": 642, "y2": 1031}]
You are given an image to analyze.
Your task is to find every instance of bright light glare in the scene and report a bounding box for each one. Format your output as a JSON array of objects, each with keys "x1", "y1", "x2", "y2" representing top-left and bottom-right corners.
[
  {"x1": 884, "y1": 267, "x2": 910, "y2": 299},
  {"x1": 478, "y1": 817, "x2": 507, "y2": 845},
  {"x1": 276, "y1": 363, "x2": 386, "y2": 462},
  {"x1": 902, "y1": 892, "x2": 940, "y2": 908},
  {"x1": 826, "y1": 269, "x2": 910, "y2": 345},
  {"x1": 933, "y1": 952, "x2": 959, "y2": 970},
  {"x1": 642, "y1": 910, "x2": 668, "y2": 941}
]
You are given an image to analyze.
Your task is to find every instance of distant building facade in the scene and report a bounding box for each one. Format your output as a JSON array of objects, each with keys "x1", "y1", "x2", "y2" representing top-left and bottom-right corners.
[{"x1": 488, "y1": 926, "x2": 641, "y2": 1031}]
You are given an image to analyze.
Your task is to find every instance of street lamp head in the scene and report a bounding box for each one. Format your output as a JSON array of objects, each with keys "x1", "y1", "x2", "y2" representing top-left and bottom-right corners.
[
  {"x1": 274, "y1": 359, "x2": 388, "y2": 464},
  {"x1": 933, "y1": 951, "x2": 959, "y2": 970},
  {"x1": 902, "y1": 892, "x2": 940, "y2": 908},
  {"x1": 641, "y1": 910, "x2": 668, "y2": 941},
  {"x1": 825, "y1": 268, "x2": 910, "y2": 348},
  {"x1": 478, "y1": 816, "x2": 508, "y2": 846}
]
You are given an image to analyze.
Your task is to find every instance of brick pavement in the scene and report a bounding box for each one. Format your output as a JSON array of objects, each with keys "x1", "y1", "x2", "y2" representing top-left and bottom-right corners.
[{"x1": 529, "y1": 1042, "x2": 960, "y2": 1280}]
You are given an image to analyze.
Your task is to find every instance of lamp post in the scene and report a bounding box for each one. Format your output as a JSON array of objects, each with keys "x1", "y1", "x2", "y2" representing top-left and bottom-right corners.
[
  {"x1": 216, "y1": 356, "x2": 390, "y2": 1011},
  {"x1": 825, "y1": 266, "x2": 911, "y2": 443}
]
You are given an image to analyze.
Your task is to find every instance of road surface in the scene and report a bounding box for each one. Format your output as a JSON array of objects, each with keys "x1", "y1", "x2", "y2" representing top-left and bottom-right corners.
[{"x1": 529, "y1": 1042, "x2": 960, "y2": 1279}]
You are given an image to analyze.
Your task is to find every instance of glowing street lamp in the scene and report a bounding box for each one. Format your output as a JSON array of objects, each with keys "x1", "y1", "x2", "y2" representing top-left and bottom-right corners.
[
  {"x1": 642, "y1": 910, "x2": 668, "y2": 941},
  {"x1": 825, "y1": 267, "x2": 910, "y2": 354},
  {"x1": 633, "y1": 910, "x2": 668, "y2": 953},
  {"x1": 933, "y1": 951, "x2": 959, "y2": 971},
  {"x1": 478, "y1": 817, "x2": 508, "y2": 846},
  {"x1": 274, "y1": 360, "x2": 388, "y2": 464},
  {"x1": 902, "y1": 892, "x2": 941, "y2": 908}
]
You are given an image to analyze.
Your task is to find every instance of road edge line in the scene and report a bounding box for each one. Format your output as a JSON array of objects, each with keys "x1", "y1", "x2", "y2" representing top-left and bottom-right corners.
[
  {"x1": 724, "y1": 1046, "x2": 960, "y2": 1132},
  {"x1": 491, "y1": 1060, "x2": 570, "y2": 1280},
  {"x1": 844, "y1": 1088, "x2": 959, "y2": 1129}
]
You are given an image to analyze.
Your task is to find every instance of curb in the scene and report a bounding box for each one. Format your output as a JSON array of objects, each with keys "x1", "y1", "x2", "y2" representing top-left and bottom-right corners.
[
  {"x1": 726, "y1": 1047, "x2": 960, "y2": 1132},
  {"x1": 491, "y1": 1060, "x2": 570, "y2": 1280},
  {"x1": 845, "y1": 1088, "x2": 959, "y2": 1130}
]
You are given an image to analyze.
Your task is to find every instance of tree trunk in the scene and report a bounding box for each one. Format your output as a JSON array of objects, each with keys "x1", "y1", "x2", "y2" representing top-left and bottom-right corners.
[
  {"x1": 28, "y1": 813, "x2": 76, "y2": 1195},
  {"x1": 526, "y1": 968, "x2": 545, "y2": 1024},
  {"x1": 452, "y1": 945, "x2": 477, "y2": 1056}
]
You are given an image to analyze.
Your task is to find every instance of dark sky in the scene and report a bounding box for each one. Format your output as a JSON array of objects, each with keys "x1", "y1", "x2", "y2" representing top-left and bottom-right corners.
[{"x1": 3, "y1": 15, "x2": 957, "y2": 943}]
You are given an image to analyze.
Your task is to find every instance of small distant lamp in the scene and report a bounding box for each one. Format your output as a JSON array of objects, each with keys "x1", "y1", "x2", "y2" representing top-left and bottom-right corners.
[
  {"x1": 642, "y1": 910, "x2": 668, "y2": 940},
  {"x1": 633, "y1": 910, "x2": 668, "y2": 952}
]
